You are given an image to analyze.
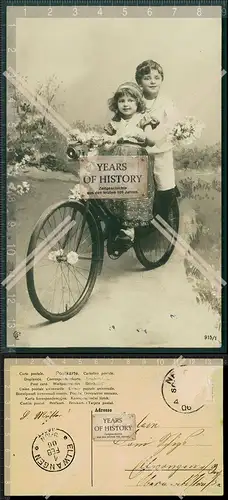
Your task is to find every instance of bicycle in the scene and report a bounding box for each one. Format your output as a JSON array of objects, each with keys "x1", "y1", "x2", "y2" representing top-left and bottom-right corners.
[{"x1": 26, "y1": 143, "x2": 180, "y2": 322}]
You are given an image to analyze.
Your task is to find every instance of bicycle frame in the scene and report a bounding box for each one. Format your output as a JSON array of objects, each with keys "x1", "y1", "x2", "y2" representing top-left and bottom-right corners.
[{"x1": 81, "y1": 198, "x2": 122, "y2": 232}]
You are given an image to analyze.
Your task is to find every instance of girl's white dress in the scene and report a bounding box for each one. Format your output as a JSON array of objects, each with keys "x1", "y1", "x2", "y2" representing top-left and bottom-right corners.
[
  {"x1": 107, "y1": 112, "x2": 144, "y2": 140},
  {"x1": 144, "y1": 93, "x2": 179, "y2": 191}
]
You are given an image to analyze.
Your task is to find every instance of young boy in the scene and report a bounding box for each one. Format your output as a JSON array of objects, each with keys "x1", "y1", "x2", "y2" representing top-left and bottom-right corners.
[{"x1": 135, "y1": 59, "x2": 180, "y2": 222}]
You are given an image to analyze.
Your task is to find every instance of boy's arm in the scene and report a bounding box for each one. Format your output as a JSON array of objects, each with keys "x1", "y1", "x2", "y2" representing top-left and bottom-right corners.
[
  {"x1": 144, "y1": 124, "x2": 156, "y2": 147},
  {"x1": 139, "y1": 114, "x2": 160, "y2": 130},
  {"x1": 139, "y1": 114, "x2": 166, "y2": 146},
  {"x1": 143, "y1": 98, "x2": 180, "y2": 145}
]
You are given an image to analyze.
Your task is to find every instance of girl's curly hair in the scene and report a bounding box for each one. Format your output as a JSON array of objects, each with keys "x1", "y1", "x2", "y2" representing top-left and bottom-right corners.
[
  {"x1": 135, "y1": 59, "x2": 164, "y2": 84},
  {"x1": 108, "y1": 84, "x2": 146, "y2": 121}
]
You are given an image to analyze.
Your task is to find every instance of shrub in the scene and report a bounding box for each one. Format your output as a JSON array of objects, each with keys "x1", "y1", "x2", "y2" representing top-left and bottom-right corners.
[
  {"x1": 174, "y1": 143, "x2": 221, "y2": 171},
  {"x1": 7, "y1": 75, "x2": 69, "y2": 174}
]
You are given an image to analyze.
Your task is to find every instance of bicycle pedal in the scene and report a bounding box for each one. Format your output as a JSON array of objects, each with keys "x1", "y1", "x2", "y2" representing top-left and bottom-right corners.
[{"x1": 110, "y1": 247, "x2": 128, "y2": 259}]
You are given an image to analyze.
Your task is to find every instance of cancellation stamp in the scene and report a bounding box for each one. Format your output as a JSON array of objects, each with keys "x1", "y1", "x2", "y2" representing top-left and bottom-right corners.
[
  {"x1": 92, "y1": 412, "x2": 136, "y2": 441},
  {"x1": 161, "y1": 366, "x2": 210, "y2": 414},
  {"x1": 32, "y1": 428, "x2": 75, "y2": 472}
]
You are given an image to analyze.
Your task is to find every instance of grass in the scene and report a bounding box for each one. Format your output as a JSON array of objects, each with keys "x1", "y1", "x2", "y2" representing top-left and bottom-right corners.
[{"x1": 175, "y1": 166, "x2": 221, "y2": 325}]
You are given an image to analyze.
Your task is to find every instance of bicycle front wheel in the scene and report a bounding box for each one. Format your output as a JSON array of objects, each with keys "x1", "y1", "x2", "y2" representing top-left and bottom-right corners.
[
  {"x1": 26, "y1": 200, "x2": 102, "y2": 322},
  {"x1": 134, "y1": 197, "x2": 179, "y2": 270}
]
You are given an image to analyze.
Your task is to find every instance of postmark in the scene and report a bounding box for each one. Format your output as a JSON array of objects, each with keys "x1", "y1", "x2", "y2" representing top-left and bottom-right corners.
[
  {"x1": 161, "y1": 366, "x2": 210, "y2": 414},
  {"x1": 32, "y1": 428, "x2": 75, "y2": 472},
  {"x1": 92, "y1": 412, "x2": 136, "y2": 441}
]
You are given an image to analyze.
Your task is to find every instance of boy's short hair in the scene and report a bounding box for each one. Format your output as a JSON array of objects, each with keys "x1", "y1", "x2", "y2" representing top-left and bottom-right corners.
[{"x1": 135, "y1": 60, "x2": 164, "y2": 84}]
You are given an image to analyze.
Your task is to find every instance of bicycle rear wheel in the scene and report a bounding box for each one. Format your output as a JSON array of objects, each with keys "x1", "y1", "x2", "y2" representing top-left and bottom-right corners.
[
  {"x1": 134, "y1": 197, "x2": 179, "y2": 270},
  {"x1": 26, "y1": 200, "x2": 103, "y2": 322}
]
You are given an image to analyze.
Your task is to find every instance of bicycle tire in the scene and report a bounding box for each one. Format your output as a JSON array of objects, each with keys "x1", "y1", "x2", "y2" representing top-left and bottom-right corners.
[
  {"x1": 26, "y1": 200, "x2": 103, "y2": 322},
  {"x1": 134, "y1": 197, "x2": 179, "y2": 270}
]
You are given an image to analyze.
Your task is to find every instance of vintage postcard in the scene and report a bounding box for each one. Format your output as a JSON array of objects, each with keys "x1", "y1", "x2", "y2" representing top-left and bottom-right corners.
[
  {"x1": 4, "y1": 4, "x2": 225, "y2": 349},
  {"x1": 4, "y1": 357, "x2": 223, "y2": 496}
]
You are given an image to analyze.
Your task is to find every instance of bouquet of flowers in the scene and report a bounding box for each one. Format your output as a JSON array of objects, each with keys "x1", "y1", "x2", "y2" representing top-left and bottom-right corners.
[
  {"x1": 167, "y1": 116, "x2": 205, "y2": 147},
  {"x1": 68, "y1": 128, "x2": 105, "y2": 149}
]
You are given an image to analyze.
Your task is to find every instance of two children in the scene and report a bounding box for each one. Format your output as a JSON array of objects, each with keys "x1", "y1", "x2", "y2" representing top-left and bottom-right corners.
[{"x1": 103, "y1": 60, "x2": 179, "y2": 247}]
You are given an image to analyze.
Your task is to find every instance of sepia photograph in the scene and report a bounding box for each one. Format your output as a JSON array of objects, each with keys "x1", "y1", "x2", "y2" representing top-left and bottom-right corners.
[{"x1": 5, "y1": 5, "x2": 223, "y2": 349}]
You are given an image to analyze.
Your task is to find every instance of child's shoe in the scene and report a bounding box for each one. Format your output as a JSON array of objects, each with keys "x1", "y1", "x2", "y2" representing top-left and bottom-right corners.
[
  {"x1": 114, "y1": 227, "x2": 135, "y2": 251},
  {"x1": 119, "y1": 228, "x2": 135, "y2": 241}
]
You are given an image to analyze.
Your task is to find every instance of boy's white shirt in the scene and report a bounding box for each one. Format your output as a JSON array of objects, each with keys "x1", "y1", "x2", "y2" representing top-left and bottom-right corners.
[
  {"x1": 144, "y1": 92, "x2": 180, "y2": 154},
  {"x1": 143, "y1": 92, "x2": 179, "y2": 190}
]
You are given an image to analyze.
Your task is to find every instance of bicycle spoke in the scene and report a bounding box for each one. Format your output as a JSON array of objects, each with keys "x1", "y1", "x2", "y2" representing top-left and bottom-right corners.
[
  {"x1": 59, "y1": 263, "x2": 65, "y2": 314},
  {"x1": 46, "y1": 216, "x2": 55, "y2": 234},
  {"x1": 78, "y1": 231, "x2": 92, "y2": 249},
  {"x1": 78, "y1": 256, "x2": 94, "y2": 261},
  {"x1": 61, "y1": 264, "x2": 76, "y2": 308},
  {"x1": 50, "y1": 265, "x2": 59, "y2": 313},
  {"x1": 71, "y1": 266, "x2": 88, "y2": 280},
  {"x1": 66, "y1": 264, "x2": 85, "y2": 290},
  {"x1": 36, "y1": 262, "x2": 56, "y2": 268}
]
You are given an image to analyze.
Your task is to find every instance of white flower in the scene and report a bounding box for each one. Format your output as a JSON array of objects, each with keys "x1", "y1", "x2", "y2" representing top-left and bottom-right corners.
[
  {"x1": 68, "y1": 127, "x2": 81, "y2": 138},
  {"x1": 87, "y1": 148, "x2": 99, "y2": 157},
  {"x1": 16, "y1": 188, "x2": 23, "y2": 195},
  {"x1": 85, "y1": 131, "x2": 94, "y2": 141},
  {"x1": 22, "y1": 181, "x2": 30, "y2": 192},
  {"x1": 8, "y1": 182, "x2": 17, "y2": 192},
  {"x1": 68, "y1": 184, "x2": 81, "y2": 200},
  {"x1": 182, "y1": 137, "x2": 194, "y2": 146},
  {"x1": 80, "y1": 185, "x2": 89, "y2": 199},
  {"x1": 68, "y1": 183, "x2": 89, "y2": 200},
  {"x1": 68, "y1": 128, "x2": 106, "y2": 149},
  {"x1": 66, "y1": 251, "x2": 79, "y2": 266},
  {"x1": 194, "y1": 122, "x2": 205, "y2": 139},
  {"x1": 48, "y1": 249, "x2": 64, "y2": 262},
  {"x1": 9, "y1": 181, "x2": 30, "y2": 195},
  {"x1": 23, "y1": 154, "x2": 30, "y2": 162}
]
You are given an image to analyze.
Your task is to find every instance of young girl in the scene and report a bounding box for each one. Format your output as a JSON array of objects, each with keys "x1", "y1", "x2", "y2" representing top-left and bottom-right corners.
[
  {"x1": 135, "y1": 59, "x2": 180, "y2": 221},
  {"x1": 103, "y1": 81, "x2": 158, "y2": 248}
]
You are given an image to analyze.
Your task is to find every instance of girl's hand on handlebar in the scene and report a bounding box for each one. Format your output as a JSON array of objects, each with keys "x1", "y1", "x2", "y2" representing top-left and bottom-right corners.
[{"x1": 102, "y1": 134, "x2": 117, "y2": 150}]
